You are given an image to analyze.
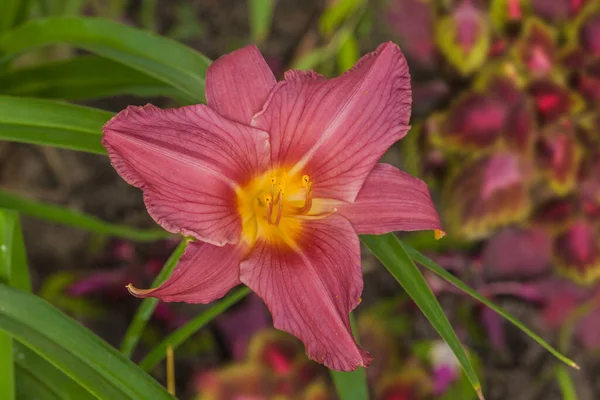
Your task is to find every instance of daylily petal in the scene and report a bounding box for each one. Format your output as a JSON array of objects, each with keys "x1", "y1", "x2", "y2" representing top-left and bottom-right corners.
[
  {"x1": 127, "y1": 240, "x2": 243, "y2": 303},
  {"x1": 253, "y1": 42, "x2": 411, "y2": 202},
  {"x1": 334, "y1": 163, "x2": 442, "y2": 235},
  {"x1": 206, "y1": 45, "x2": 277, "y2": 125},
  {"x1": 103, "y1": 104, "x2": 270, "y2": 245},
  {"x1": 239, "y1": 215, "x2": 371, "y2": 371}
]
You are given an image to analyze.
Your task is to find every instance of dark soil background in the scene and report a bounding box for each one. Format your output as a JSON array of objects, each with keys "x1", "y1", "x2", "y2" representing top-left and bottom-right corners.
[{"x1": 1, "y1": 0, "x2": 598, "y2": 399}]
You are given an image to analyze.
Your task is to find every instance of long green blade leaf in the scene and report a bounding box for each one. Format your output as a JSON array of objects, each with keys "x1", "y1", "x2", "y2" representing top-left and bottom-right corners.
[
  {"x1": 556, "y1": 365, "x2": 577, "y2": 400},
  {"x1": 0, "y1": 190, "x2": 171, "y2": 242},
  {"x1": 14, "y1": 342, "x2": 96, "y2": 400},
  {"x1": 15, "y1": 366, "x2": 60, "y2": 400},
  {"x1": 139, "y1": 287, "x2": 250, "y2": 372},
  {"x1": 6, "y1": 212, "x2": 97, "y2": 400},
  {"x1": 120, "y1": 240, "x2": 187, "y2": 357},
  {"x1": 0, "y1": 96, "x2": 111, "y2": 154},
  {"x1": 0, "y1": 284, "x2": 173, "y2": 399},
  {"x1": 361, "y1": 234, "x2": 484, "y2": 400},
  {"x1": 330, "y1": 314, "x2": 369, "y2": 400},
  {"x1": 0, "y1": 210, "x2": 17, "y2": 400},
  {"x1": 0, "y1": 0, "x2": 31, "y2": 34},
  {"x1": 0, "y1": 17, "x2": 210, "y2": 103},
  {"x1": 249, "y1": 0, "x2": 275, "y2": 43},
  {"x1": 0, "y1": 56, "x2": 185, "y2": 102},
  {"x1": 402, "y1": 242, "x2": 580, "y2": 370}
]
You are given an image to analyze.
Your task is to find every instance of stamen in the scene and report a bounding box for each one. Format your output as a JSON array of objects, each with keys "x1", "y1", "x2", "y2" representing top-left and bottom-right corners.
[
  {"x1": 274, "y1": 192, "x2": 284, "y2": 226},
  {"x1": 263, "y1": 194, "x2": 273, "y2": 224},
  {"x1": 296, "y1": 175, "x2": 313, "y2": 215}
]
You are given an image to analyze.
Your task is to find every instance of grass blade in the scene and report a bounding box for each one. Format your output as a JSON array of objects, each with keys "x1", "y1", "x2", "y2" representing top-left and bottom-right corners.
[
  {"x1": 0, "y1": 17, "x2": 210, "y2": 103},
  {"x1": 139, "y1": 287, "x2": 250, "y2": 372},
  {"x1": 0, "y1": 56, "x2": 185, "y2": 102},
  {"x1": 0, "y1": 0, "x2": 31, "y2": 33},
  {"x1": 556, "y1": 365, "x2": 578, "y2": 400},
  {"x1": 402, "y1": 241, "x2": 580, "y2": 370},
  {"x1": 0, "y1": 283, "x2": 174, "y2": 399},
  {"x1": 0, "y1": 96, "x2": 111, "y2": 154},
  {"x1": 120, "y1": 240, "x2": 188, "y2": 357},
  {"x1": 0, "y1": 190, "x2": 171, "y2": 242},
  {"x1": 0, "y1": 210, "x2": 18, "y2": 400},
  {"x1": 249, "y1": 0, "x2": 275, "y2": 44},
  {"x1": 361, "y1": 233, "x2": 484, "y2": 400},
  {"x1": 14, "y1": 342, "x2": 96, "y2": 400},
  {"x1": 330, "y1": 313, "x2": 369, "y2": 400}
]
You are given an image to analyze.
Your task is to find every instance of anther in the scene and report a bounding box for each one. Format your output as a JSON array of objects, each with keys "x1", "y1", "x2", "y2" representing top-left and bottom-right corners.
[{"x1": 302, "y1": 174, "x2": 310, "y2": 187}]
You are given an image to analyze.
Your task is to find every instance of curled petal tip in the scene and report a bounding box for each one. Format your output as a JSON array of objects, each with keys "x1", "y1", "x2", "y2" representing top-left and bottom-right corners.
[
  {"x1": 434, "y1": 230, "x2": 446, "y2": 240},
  {"x1": 126, "y1": 283, "x2": 154, "y2": 297}
]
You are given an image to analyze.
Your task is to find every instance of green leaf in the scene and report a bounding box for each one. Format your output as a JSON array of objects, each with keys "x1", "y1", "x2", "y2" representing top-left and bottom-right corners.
[
  {"x1": 361, "y1": 234, "x2": 484, "y2": 400},
  {"x1": 401, "y1": 242, "x2": 580, "y2": 370},
  {"x1": 14, "y1": 342, "x2": 95, "y2": 400},
  {"x1": 556, "y1": 365, "x2": 578, "y2": 400},
  {"x1": 3, "y1": 211, "x2": 96, "y2": 400},
  {"x1": 319, "y1": 0, "x2": 364, "y2": 37},
  {"x1": 0, "y1": 0, "x2": 31, "y2": 34},
  {"x1": 249, "y1": 0, "x2": 275, "y2": 44},
  {"x1": 0, "y1": 56, "x2": 185, "y2": 102},
  {"x1": 0, "y1": 17, "x2": 210, "y2": 103},
  {"x1": 15, "y1": 366, "x2": 60, "y2": 400},
  {"x1": 0, "y1": 96, "x2": 111, "y2": 154},
  {"x1": 0, "y1": 284, "x2": 173, "y2": 399},
  {"x1": 0, "y1": 190, "x2": 171, "y2": 242},
  {"x1": 139, "y1": 287, "x2": 250, "y2": 372},
  {"x1": 330, "y1": 314, "x2": 369, "y2": 400},
  {"x1": 337, "y1": 34, "x2": 359, "y2": 73},
  {"x1": 435, "y1": 12, "x2": 490, "y2": 76},
  {"x1": 120, "y1": 240, "x2": 188, "y2": 357},
  {"x1": 0, "y1": 210, "x2": 18, "y2": 400}
]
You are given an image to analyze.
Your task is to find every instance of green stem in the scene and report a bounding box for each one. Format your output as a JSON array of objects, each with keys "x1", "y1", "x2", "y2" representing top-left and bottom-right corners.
[
  {"x1": 139, "y1": 287, "x2": 250, "y2": 372},
  {"x1": 120, "y1": 240, "x2": 188, "y2": 357}
]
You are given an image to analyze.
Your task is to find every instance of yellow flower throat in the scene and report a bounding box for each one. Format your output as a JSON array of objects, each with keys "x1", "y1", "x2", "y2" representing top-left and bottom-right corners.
[{"x1": 237, "y1": 169, "x2": 315, "y2": 248}]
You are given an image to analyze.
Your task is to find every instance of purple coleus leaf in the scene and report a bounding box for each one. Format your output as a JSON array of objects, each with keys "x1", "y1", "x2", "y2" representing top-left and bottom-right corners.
[
  {"x1": 433, "y1": 76, "x2": 535, "y2": 154},
  {"x1": 554, "y1": 220, "x2": 600, "y2": 284},
  {"x1": 386, "y1": 0, "x2": 437, "y2": 68},
  {"x1": 513, "y1": 19, "x2": 557, "y2": 78},
  {"x1": 578, "y1": 8, "x2": 600, "y2": 57},
  {"x1": 482, "y1": 228, "x2": 552, "y2": 280},
  {"x1": 536, "y1": 121, "x2": 582, "y2": 195},
  {"x1": 531, "y1": 0, "x2": 589, "y2": 22},
  {"x1": 102, "y1": 43, "x2": 443, "y2": 371},
  {"x1": 528, "y1": 79, "x2": 576, "y2": 125},
  {"x1": 435, "y1": 0, "x2": 490, "y2": 75},
  {"x1": 444, "y1": 152, "x2": 532, "y2": 239}
]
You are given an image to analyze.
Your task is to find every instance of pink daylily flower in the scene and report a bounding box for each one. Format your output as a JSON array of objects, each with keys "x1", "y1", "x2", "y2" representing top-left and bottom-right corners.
[{"x1": 102, "y1": 43, "x2": 442, "y2": 371}]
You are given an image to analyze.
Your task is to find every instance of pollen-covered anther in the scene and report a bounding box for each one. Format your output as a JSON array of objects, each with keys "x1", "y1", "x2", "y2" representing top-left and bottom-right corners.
[{"x1": 296, "y1": 174, "x2": 314, "y2": 215}]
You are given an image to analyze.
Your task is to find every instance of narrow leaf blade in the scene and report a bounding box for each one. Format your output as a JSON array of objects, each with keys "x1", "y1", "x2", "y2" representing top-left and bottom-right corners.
[
  {"x1": 139, "y1": 287, "x2": 250, "y2": 372},
  {"x1": 361, "y1": 234, "x2": 484, "y2": 400},
  {"x1": 120, "y1": 240, "x2": 188, "y2": 357},
  {"x1": 0, "y1": 56, "x2": 185, "y2": 102},
  {"x1": 0, "y1": 284, "x2": 173, "y2": 399},
  {"x1": 0, "y1": 190, "x2": 171, "y2": 242},
  {"x1": 330, "y1": 314, "x2": 369, "y2": 400},
  {"x1": 402, "y1": 241, "x2": 580, "y2": 370},
  {"x1": 0, "y1": 96, "x2": 111, "y2": 154},
  {"x1": 0, "y1": 17, "x2": 211, "y2": 103}
]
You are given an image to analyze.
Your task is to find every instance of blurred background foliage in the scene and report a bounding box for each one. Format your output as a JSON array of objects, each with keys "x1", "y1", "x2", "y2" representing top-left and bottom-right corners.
[{"x1": 1, "y1": 0, "x2": 600, "y2": 399}]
